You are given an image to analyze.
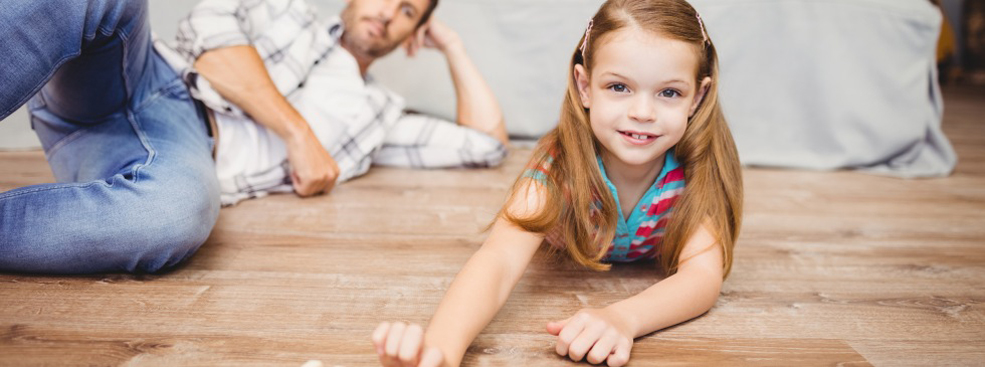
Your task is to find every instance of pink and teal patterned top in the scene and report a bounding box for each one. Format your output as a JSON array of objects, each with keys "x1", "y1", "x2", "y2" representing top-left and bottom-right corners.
[{"x1": 523, "y1": 152, "x2": 685, "y2": 262}]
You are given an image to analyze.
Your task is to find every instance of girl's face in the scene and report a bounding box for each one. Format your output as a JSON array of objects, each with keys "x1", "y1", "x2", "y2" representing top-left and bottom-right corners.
[{"x1": 575, "y1": 27, "x2": 710, "y2": 170}]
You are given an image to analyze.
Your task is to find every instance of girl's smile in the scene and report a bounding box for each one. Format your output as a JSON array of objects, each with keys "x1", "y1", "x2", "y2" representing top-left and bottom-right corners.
[{"x1": 618, "y1": 130, "x2": 660, "y2": 145}]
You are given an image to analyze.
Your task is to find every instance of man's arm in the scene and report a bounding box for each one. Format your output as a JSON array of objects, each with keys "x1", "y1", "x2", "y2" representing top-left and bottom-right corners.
[
  {"x1": 174, "y1": 0, "x2": 337, "y2": 197},
  {"x1": 194, "y1": 46, "x2": 339, "y2": 197},
  {"x1": 406, "y1": 20, "x2": 510, "y2": 146},
  {"x1": 373, "y1": 114, "x2": 508, "y2": 169}
]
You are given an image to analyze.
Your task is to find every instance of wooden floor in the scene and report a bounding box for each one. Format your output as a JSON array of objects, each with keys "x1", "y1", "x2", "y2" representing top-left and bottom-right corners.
[{"x1": 1, "y1": 86, "x2": 984, "y2": 366}]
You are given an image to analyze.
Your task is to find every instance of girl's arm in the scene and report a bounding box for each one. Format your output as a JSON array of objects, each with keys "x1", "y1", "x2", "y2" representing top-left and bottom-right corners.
[
  {"x1": 373, "y1": 184, "x2": 547, "y2": 367},
  {"x1": 547, "y1": 221, "x2": 724, "y2": 366}
]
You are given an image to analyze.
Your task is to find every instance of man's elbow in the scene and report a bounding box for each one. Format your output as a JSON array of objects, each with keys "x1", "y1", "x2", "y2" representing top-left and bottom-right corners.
[
  {"x1": 485, "y1": 140, "x2": 509, "y2": 167},
  {"x1": 463, "y1": 133, "x2": 509, "y2": 168}
]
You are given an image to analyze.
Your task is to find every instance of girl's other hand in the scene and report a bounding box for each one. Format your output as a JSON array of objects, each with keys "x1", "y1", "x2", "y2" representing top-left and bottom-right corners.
[
  {"x1": 372, "y1": 322, "x2": 445, "y2": 367},
  {"x1": 546, "y1": 308, "x2": 634, "y2": 366}
]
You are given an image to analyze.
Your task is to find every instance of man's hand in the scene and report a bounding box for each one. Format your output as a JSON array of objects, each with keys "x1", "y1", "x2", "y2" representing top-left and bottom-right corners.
[
  {"x1": 286, "y1": 129, "x2": 339, "y2": 197},
  {"x1": 194, "y1": 45, "x2": 342, "y2": 196},
  {"x1": 372, "y1": 322, "x2": 446, "y2": 367},
  {"x1": 403, "y1": 19, "x2": 462, "y2": 57},
  {"x1": 546, "y1": 308, "x2": 635, "y2": 366},
  {"x1": 400, "y1": 19, "x2": 509, "y2": 146}
]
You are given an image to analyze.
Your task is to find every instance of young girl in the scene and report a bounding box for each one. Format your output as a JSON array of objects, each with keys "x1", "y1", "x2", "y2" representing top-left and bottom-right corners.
[{"x1": 372, "y1": 0, "x2": 742, "y2": 366}]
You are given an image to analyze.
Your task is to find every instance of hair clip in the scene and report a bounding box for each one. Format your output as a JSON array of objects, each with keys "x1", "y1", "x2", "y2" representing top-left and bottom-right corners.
[
  {"x1": 696, "y1": 13, "x2": 709, "y2": 44},
  {"x1": 579, "y1": 19, "x2": 594, "y2": 60}
]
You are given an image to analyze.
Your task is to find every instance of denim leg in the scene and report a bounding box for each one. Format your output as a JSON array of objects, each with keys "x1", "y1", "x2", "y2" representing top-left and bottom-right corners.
[
  {"x1": 0, "y1": 0, "x2": 219, "y2": 274},
  {"x1": 0, "y1": 0, "x2": 152, "y2": 120}
]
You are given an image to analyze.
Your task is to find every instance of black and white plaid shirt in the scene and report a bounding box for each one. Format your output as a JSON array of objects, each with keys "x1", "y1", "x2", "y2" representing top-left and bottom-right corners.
[{"x1": 154, "y1": 0, "x2": 507, "y2": 205}]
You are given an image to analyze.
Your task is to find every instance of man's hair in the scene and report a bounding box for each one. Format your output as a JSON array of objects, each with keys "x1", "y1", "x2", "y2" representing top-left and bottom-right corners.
[{"x1": 417, "y1": 0, "x2": 439, "y2": 27}]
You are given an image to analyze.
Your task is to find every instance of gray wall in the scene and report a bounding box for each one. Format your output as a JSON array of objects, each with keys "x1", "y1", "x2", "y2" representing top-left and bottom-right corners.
[
  {"x1": 0, "y1": 0, "x2": 603, "y2": 149},
  {"x1": 2, "y1": 0, "x2": 954, "y2": 176}
]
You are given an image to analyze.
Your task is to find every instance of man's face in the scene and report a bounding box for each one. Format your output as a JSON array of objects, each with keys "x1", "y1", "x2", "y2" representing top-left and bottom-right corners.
[{"x1": 341, "y1": 0, "x2": 431, "y2": 58}]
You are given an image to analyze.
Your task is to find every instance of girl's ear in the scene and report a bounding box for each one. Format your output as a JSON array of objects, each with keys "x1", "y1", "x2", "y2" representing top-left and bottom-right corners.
[
  {"x1": 574, "y1": 64, "x2": 592, "y2": 109},
  {"x1": 689, "y1": 76, "x2": 712, "y2": 117}
]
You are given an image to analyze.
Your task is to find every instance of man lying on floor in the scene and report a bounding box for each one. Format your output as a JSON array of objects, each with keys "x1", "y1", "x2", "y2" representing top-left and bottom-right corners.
[
  {"x1": 0, "y1": 0, "x2": 507, "y2": 274},
  {"x1": 165, "y1": 0, "x2": 509, "y2": 205}
]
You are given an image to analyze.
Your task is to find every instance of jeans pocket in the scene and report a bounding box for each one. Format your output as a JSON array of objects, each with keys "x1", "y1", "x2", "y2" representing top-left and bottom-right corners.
[{"x1": 38, "y1": 110, "x2": 147, "y2": 183}]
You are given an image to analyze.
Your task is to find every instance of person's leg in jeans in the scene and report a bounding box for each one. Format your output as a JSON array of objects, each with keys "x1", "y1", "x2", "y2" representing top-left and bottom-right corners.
[{"x1": 0, "y1": 0, "x2": 220, "y2": 274}]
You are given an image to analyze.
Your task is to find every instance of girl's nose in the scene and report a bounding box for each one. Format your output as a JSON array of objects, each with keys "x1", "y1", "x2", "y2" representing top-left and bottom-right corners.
[{"x1": 628, "y1": 96, "x2": 657, "y2": 123}]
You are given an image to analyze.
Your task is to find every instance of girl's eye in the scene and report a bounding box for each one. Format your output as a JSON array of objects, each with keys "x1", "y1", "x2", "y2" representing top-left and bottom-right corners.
[
  {"x1": 608, "y1": 84, "x2": 629, "y2": 93},
  {"x1": 659, "y1": 89, "x2": 682, "y2": 98}
]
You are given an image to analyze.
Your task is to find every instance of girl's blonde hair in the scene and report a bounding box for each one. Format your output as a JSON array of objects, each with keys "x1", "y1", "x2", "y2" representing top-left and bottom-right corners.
[{"x1": 502, "y1": 0, "x2": 743, "y2": 277}]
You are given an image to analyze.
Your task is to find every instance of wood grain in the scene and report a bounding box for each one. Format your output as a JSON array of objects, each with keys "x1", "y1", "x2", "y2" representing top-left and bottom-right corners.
[{"x1": 1, "y1": 87, "x2": 984, "y2": 366}]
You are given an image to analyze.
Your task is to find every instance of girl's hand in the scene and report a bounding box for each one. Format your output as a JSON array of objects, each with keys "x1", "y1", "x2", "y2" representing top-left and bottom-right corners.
[
  {"x1": 372, "y1": 322, "x2": 446, "y2": 367},
  {"x1": 546, "y1": 308, "x2": 635, "y2": 366}
]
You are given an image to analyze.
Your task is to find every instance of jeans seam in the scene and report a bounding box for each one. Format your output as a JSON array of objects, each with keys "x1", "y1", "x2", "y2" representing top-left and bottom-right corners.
[
  {"x1": 126, "y1": 112, "x2": 155, "y2": 184},
  {"x1": 43, "y1": 126, "x2": 89, "y2": 158},
  {"x1": 0, "y1": 180, "x2": 109, "y2": 201},
  {"x1": 131, "y1": 79, "x2": 185, "y2": 112},
  {"x1": 112, "y1": 23, "x2": 157, "y2": 184}
]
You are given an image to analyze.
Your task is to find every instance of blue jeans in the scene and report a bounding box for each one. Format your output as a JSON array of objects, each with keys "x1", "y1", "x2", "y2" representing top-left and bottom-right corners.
[{"x1": 0, "y1": 0, "x2": 220, "y2": 274}]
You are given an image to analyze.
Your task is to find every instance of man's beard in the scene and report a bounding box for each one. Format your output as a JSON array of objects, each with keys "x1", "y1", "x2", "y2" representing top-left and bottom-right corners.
[
  {"x1": 341, "y1": 30, "x2": 401, "y2": 59},
  {"x1": 340, "y1": 9, "x2": 402, "y2": 58}
]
